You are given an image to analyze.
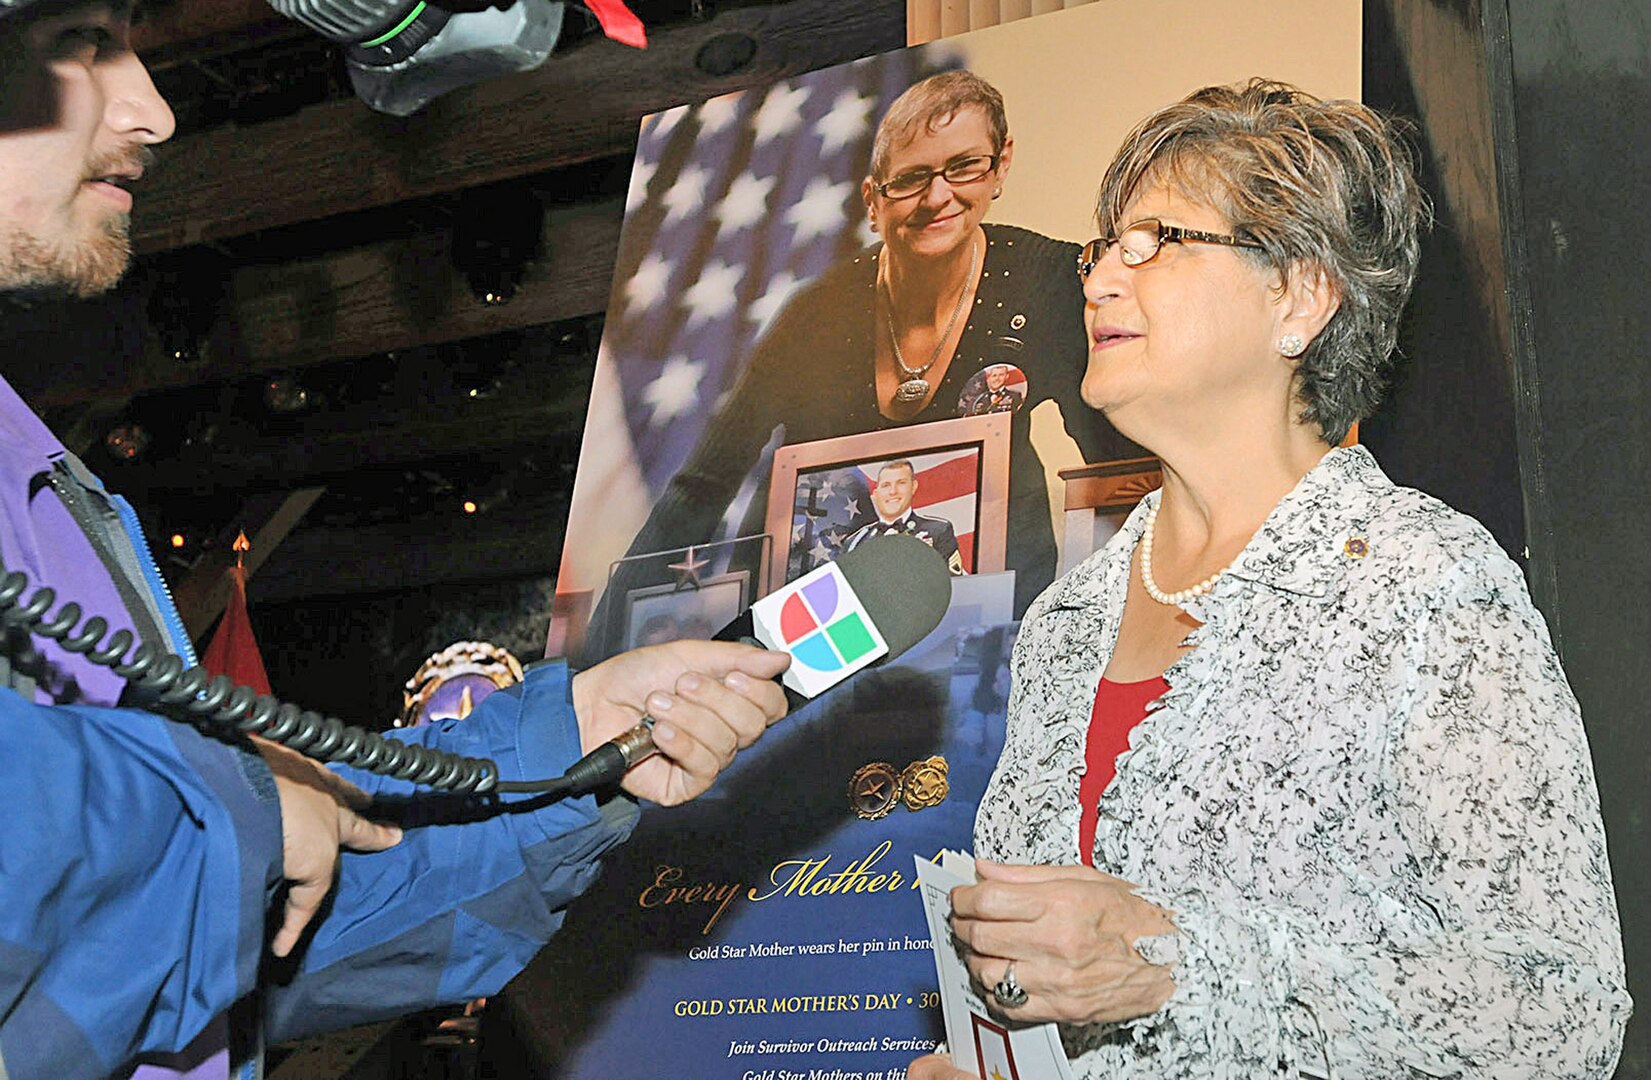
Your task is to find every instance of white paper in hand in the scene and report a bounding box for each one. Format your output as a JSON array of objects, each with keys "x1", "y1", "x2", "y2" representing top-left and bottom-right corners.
[{"x1": 915, "y1": 851, "x2": 1074, "y2": 1080}]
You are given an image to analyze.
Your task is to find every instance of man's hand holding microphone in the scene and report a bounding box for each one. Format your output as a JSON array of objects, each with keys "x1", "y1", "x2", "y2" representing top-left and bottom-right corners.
[
  {"x1": 264, "y1": 640, "x2": 788, "y2": 956},
  {"x1": 570, "y1": 640, "x2": 791, "y2": 806}
]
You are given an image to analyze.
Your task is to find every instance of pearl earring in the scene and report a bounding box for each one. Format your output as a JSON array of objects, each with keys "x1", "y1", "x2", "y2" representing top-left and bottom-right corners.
[{"x1": 1278, "y1": 333, "x2": 1306, "y2": 358}]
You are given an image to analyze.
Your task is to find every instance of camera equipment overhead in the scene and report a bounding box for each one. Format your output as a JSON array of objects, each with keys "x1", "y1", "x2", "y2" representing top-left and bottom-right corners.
[{"x1": 264, "y1": 0, "x2": 643, "y2": 116}]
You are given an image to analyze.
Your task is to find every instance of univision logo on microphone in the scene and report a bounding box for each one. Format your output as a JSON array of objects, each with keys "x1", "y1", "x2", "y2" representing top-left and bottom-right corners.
[{"x1": 750, "y1": 562, "x2": 889, "y2": 699}]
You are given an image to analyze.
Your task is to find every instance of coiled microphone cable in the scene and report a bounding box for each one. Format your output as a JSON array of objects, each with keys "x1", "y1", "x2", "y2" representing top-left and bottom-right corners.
[{"x1": 0, "y1": 566, "x2": 596, "y2": 797}]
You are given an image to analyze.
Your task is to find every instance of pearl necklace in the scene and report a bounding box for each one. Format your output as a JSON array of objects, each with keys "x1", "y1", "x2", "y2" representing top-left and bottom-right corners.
[{"x1": 1139, "y1": 503, "x2": 1231, "y2": 607}]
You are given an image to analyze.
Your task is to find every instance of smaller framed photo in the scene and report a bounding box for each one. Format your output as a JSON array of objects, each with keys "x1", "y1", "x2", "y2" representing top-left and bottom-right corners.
[
  {"x1": 1055, "y1": 456, "x2": 1163, "y2": 573},
  {"x1": 622, "y1": 571, "x2": 751, "y2": 649}
]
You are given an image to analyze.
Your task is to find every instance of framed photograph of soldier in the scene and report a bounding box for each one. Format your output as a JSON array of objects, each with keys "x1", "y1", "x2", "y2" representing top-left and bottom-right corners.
[
  {"x1": 621, "y1": 570, "x2": 751, "y2": 650},
  {"x1": 761, "y1": 413, "x2": 1011, "y2": 595}
]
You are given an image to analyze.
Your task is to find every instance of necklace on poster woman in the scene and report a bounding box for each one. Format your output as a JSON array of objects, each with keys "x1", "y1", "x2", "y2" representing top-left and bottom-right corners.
[{"x1": 880, "y1": 238, "x2": 979, "y2": 406}]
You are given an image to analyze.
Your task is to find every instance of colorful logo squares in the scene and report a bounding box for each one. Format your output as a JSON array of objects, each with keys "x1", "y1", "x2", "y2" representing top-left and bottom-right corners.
[
  {"x1": 777, "y1": 573, "x2": 879, "y2": 671},
  {"x1": 749, "y1": 561, "x2": 889, "y2": 699}
]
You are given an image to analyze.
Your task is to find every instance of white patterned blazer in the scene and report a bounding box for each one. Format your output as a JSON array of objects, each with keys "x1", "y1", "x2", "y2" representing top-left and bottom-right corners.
[{"x1": 976, "y1": 446, "x2": 1630, "y2": 1079}]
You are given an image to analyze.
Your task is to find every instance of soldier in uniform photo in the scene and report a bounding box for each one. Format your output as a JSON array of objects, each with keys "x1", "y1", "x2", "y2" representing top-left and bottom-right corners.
[
  {"x1": 959, "y1": 363, "x2": 1026, "y2": 416},
  {"x1": 843, "y1": 460, "x2": 966, "y2": 575}
]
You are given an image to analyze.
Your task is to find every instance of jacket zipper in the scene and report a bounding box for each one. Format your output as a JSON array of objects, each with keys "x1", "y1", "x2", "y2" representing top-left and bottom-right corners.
[
  {"x1": 43, "y1": 463, "x2": 195, "y2": 666},
  {"x1": 113, "y1": 494, "x2": 197, "y2": 667}
]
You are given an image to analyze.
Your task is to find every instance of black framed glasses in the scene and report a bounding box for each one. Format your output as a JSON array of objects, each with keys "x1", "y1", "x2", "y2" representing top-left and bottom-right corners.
[
  {"x1": 873, "y1": 153, "x2": 1001, "y2": 200},
  {"x1": 1077, "y1": 219, "x2": 1264, "y2": 277}
]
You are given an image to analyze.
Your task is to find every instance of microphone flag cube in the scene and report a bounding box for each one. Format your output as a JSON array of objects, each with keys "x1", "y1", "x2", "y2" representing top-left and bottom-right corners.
[{"x1": 749, "y1": 561, "x2": 889, "y2": 698}]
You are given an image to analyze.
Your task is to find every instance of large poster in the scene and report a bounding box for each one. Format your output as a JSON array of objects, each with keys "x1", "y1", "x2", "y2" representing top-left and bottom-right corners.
[{"x1": 523, "y1": 3, "x2": 1359, "y2": 1076}]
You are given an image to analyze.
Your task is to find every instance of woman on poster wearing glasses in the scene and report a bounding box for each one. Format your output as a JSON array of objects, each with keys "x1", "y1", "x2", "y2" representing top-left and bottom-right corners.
[
  {"x1": 908, "y1": 82, "x2": 1629, "y2": 1079},
  {"x1": 609, "y1": 70, "x2": 1135, "y2": 626}
]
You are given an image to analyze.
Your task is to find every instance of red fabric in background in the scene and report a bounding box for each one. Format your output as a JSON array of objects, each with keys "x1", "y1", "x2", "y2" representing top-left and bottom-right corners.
[
  {"x1": 200, "y1": 567, "x2": 271, "y2": 696},
  {"x1": 1078, "y1": 675, "x2": 1167, "y2": 866},
  {"x1": 584, "y1": 0, "x2": 647, "y2": 48}
]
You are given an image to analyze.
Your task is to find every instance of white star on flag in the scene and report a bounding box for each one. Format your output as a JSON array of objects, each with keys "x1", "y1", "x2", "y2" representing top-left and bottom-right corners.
[
  {"x1": 843, "y1": 495, "x2": 861, "y2": 518},
  {"x1": 662, "y1": 165, "x2": 709, "y2": 225},
  {"x1": 681, "y1": 261, "x2": 744, "y2": 327},
  {"x1": 748, "y1": 270, "x2": 804, "y2": 332},
  {"x1": 752, "y1": 83, "x2": 811, "y2": 146},
  {"x1": 649, "y1": 103, "x2": 689, "y2": 140},
  {"x1": 810, "y1": 539, "x2": 832, "y2": 563},
  {"x1": 696, "y1": 92, "x2": 742, "y2": 136},
  {"x1": 818, "y1": 475, "x2": 837, "y2": 499},
  {"x1": 715, "y1": 171, "x2": 778, "y2": 236},
  {"x1": 792, "y1": 521, "x2": 806, "y2": 543},
  {"x1": 816, "y1": 87, "x2": 875, "y2": 155},
  {"x1": 626, "y1": 158, "x2": 657, "y2": 214},
  {"x1": 785, "y1": 176, "x2": 853, "y2": 245},
  {"x1": 641, "y1": 355, "x2": 706, "y2": 428},
  {"x1": 625, "y1": 252, "x2": 672, "y2": 311}
]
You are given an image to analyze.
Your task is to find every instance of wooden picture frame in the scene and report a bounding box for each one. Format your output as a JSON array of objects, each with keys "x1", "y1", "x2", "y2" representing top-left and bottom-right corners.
[
  {"x1": 762, "y1": 413, "x2": 1011, "y2": 596},
  {"x1": 622, "y1": 571, "x2": 751, "y2": 650},
  {"x1": 1055, "y1": 455, "x2": 1163, "y2": 573}
]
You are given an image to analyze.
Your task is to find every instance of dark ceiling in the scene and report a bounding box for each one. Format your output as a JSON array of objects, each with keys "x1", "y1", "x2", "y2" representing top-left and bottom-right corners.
[{"x1": 8, "y1": 0, "x2": 904, "y2": 631}]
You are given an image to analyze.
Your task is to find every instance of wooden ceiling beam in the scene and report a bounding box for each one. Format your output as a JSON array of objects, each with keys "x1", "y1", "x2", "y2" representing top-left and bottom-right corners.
[
  {"x1": 130, "y1": 0, "x2": 903, "y2": 251},
  {"x1": 248, "y1": 489, "x2": 571, "y2": 603},
  {"x1": 26, "y1": 196, "x2": 621, "y2": 409},
  {"x1": 133, "y1": 0, "x2": 304, "y2": 69},
  {"x1": 219, "y1": 195, "x2": 620, "y2": 376},
  {"x1": 116, "y1": 363, "x2": 593, "y2": 494}
]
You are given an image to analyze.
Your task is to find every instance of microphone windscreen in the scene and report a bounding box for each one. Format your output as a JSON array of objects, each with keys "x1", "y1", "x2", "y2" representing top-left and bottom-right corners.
[{"x1": 832, "y1": 534, "x2": 953, "y2": 660}]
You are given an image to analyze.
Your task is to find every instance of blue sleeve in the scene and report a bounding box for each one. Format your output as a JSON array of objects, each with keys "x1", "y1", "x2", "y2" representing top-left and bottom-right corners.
[
  {"x1": 0, "y1": 689, "x2": 281, "y2": 1080},
  {"x1": 262, "y1": 661, "x2": 639, "y2": 1042}
]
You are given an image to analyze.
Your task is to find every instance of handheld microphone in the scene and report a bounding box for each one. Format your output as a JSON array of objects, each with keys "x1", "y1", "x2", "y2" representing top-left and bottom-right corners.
[
  {"x1": 0, "y1": 535, "x2": 949, "y2": 801},
  {"x1": 555, "y1": 534, "x2": 953, "y2": 796}
]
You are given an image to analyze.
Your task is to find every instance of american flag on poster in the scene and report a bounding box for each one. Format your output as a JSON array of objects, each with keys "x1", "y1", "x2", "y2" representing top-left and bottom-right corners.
[
  {"x1": 784, "y1": 445, "x2": 979, "y2": 582},
  {"x1": 595, "y1": 47, "x2": 962, "y2": 513},
  {"x1": 554, "y1": 44, "x2": 965, "y2": 616}
]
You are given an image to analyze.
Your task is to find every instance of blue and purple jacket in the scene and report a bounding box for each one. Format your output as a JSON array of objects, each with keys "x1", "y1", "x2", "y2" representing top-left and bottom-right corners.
[{"x1": 0, "y1": 375, "x2": 634, "y2": 1080}]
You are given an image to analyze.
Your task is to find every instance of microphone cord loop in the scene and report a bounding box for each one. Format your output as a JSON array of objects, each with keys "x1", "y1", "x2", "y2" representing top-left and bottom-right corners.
[{"x1": 0, "y1": 566, "x2": 506, "y2": 795}]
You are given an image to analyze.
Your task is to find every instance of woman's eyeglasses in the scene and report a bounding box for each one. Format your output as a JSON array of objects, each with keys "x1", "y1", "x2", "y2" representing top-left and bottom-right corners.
[
  {"x1": 1077, "y1": 219, "x2": 1264, "y2": 277},
  {"x1": 873, "y1": 154, "x2": 1001, "y2": 201}
]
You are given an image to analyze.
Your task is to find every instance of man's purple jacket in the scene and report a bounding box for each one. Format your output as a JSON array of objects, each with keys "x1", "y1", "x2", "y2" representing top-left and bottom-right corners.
[{"x1": 0, "y1": 375, "x2": 635, "y2": 1080}]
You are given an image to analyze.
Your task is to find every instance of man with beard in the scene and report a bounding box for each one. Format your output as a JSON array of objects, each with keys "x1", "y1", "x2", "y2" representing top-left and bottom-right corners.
[{"x1": 0, "y1": 4, "x2": 791, "y2": 1078}]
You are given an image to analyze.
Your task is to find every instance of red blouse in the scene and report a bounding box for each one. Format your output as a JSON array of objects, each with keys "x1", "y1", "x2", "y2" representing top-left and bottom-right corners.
[{"x1": 1078, "y1": 674, "x2": 1169, "y2": 866}]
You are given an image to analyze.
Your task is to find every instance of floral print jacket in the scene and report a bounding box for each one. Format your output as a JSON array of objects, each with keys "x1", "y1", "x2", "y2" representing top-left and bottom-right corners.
[{"x1": 976, "y1": 446, "x2": 1630, "y2": 1078}]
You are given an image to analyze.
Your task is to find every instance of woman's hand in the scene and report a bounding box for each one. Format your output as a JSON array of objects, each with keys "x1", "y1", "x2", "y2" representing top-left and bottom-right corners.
[
  {"x1": 948, "y1": 860, "x2": 1178, "y2": 1026},
  {"x1": 905, "y1": 1054, "x2": 972, "y2": 1079}
]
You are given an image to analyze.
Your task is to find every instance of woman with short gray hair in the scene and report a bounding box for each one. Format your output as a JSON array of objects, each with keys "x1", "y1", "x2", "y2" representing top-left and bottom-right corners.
[
  {"x1": 607, "y1": 68, "x2": 1136, "y2": 625},
  {"x1": 909, "y1": 80, "x2": 1629, "y2": 1079}
]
